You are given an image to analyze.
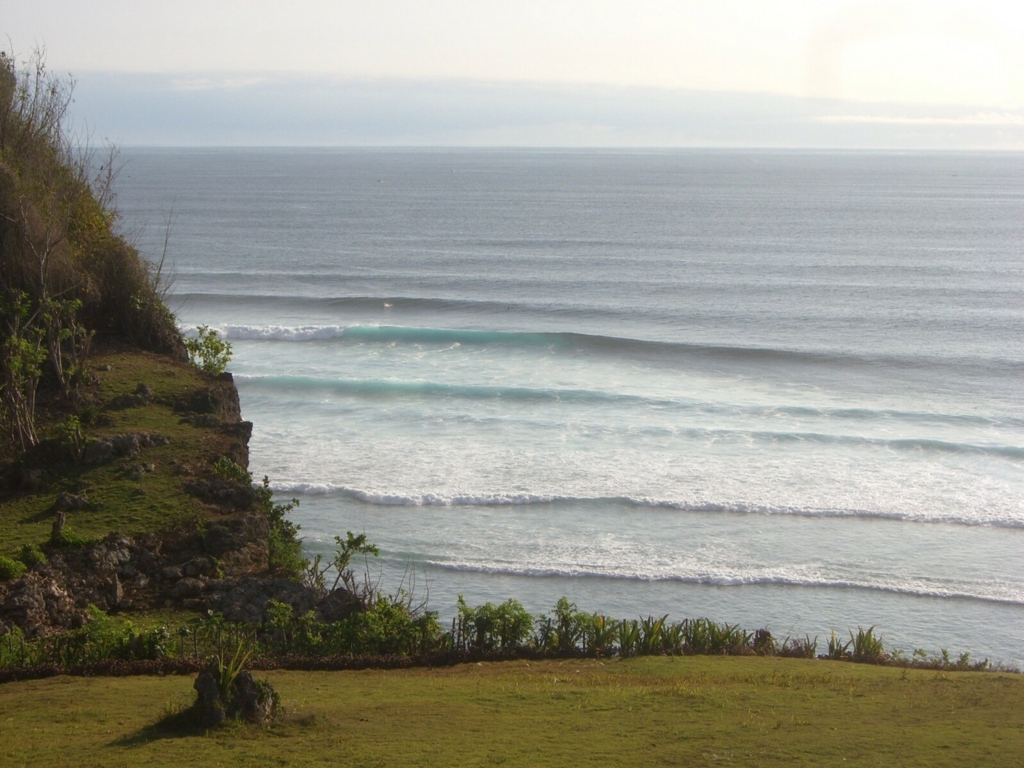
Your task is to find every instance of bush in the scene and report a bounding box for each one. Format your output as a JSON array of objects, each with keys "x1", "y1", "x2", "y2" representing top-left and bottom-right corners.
[
  {"x1": 0, "y1": 555, "x2": 26, "y2": 581},
  {"x1": 16, "y1": 544, "x2": 46, "y2": 568},
  {"x1": 50, "y1": 524, "x2": 92, "y2": 548},
  {"x1": 212, "y1": 458, "x2": 306, "y2": 579},
  {"x1": 456, "y1": 597, "x2": 533, "y2": 651},
  {"x1": 56, "y1": 414, "x2": 85, "y2": 461},
  {"x1": 212, "y1": 456, "x2": 251, "y2": 485},
  {"x1": 185, "y1": 325, "x2": 231, "y2": 374}
]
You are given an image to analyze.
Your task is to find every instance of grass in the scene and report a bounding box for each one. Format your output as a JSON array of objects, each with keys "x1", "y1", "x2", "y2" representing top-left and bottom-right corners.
[
  {"x1": 0, "y1": 347, "x2": 230, "y2": 555},
  {"x1": 0, "y1": 657, "x2": 1021, "y2": 766}
]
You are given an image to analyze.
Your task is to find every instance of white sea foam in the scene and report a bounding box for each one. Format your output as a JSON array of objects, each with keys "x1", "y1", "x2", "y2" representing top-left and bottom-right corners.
[
  {"x1": 426, "y1": 560, "x2": 1024, "y2": 605},
  {"x1": 183, "y1": 323, "x2": 352, "y2": 341},
  {"x1": 268, "y1": 483, "x2": 1024, "y2": 528}
]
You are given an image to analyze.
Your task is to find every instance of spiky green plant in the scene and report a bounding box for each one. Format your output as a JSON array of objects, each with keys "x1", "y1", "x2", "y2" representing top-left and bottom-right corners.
[
  {"x1": 617, "y1": 619, "x2": 640, "y2": 657},
  {"x1": 659, "y1": 621, "x2": 686, "y2": 655},
  {"x1": 586, "y1": 614, "x2": 619, "y2": 656},
  {"x1": 827, "y1": 630, "x2": 851, "y2": 660},
  {"x1": 638, "y1": 615, "x2": 668, "y2": 655},
  {"x1": 850, "y1": 626, "x2": 884, "y2": 663},
  {"x1": 214, "y1": 641, "x2": 253, "y2": 701}
]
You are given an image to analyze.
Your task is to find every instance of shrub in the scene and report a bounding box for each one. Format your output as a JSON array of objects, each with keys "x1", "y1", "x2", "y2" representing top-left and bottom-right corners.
[
  {"x1": 212, "y1": 456, "x2": 251, "y2": 485},
  {"x1": 16, "y1": 543, "x2": 46, "y2": 568},
  {"x1": 456, "y1": 597, "x2": 533, "y2": 651},
  {"x1": 347, "y1": 595, "x2": 443, "y2": 656},
  {"x1": 50, "y1": 524, "x2": 92, "y2": 548},
  {"x1": 0, "y1": 555, "x2": 27, "y2": 581},
  {"x1": 534, "y1": 597, "x2": 589, "y2": 653},
  {"x1": 850, "y1": 626, "x2": 885, "y2": 663},
  {"x1": 184, "y1": 325, "x2": 231, "y2": 374},
  {"x1": 826, "y1": 629, "x2": 851, "y2": 660},
  {"x1": 56, "y1": 414, "x2": 85, "y2": 461},
  {"x1": 778, "y1": 634, "x2": 818, "y2": 659},
  {"x1": 586, "y1": 614, "x2": 619, "y2": 655}
]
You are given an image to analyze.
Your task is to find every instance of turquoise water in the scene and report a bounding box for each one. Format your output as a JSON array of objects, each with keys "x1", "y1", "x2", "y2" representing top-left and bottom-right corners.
[{"x1": 118, "y1": 149, "x2": 1024, "y2": 663}]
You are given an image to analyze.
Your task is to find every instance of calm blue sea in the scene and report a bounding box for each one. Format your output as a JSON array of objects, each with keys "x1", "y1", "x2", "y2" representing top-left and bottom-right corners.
[{"x1": 117, "y1": 149, "x2": 1024, "y2": 664}]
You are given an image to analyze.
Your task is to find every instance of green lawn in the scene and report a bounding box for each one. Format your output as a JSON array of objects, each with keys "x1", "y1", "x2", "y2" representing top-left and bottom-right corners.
[{"x1": 1, "y1": 656, "x2": 1021, "y2": 767}]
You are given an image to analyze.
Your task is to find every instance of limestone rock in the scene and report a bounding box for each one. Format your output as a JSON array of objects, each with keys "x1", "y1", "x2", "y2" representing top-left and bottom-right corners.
[
  {"x1": 193, "y1": 668, "x2": 226, "y2": 727},
  {"x1": 52, "y1": 491, "x2": 91, "y2": 512},
  {"x1": 184, "y1": 477, "x2": 256, "y2": 511},
  {"x1": 169, "y1": 577, "x2": 206, "y2": 599},
  {"x1": 82, "y1": 439, "x2": 115, "y2": 465},
  {"x1": 192, "y1": 663, "x2": 277, "y2": 727},
  {"x1": 233, "y1": 670, "x2": 277, "y2": 724},
  {"x1": 107, "y1": 382, "x2": 154, "y2": 410},
  {"x1": 175, "y1": 385, "x2": 242, "y2": 423}
]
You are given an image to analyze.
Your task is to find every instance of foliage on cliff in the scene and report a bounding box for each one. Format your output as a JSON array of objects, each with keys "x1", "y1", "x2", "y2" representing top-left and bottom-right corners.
[{"x1": 0, "y1": 49, "x2": 182, "y2": 453}]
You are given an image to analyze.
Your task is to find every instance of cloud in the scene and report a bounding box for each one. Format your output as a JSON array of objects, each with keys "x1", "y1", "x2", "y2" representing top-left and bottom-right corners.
[
  {"x1": 816, "y1": 112, "x2": 1024, "y2": 126},
  {"x1": 169, "y1": 75, "x2": 274, "y2": 91},
  {"x1": 68, "y1": 73, "x2": 1024, "y2": 149}
]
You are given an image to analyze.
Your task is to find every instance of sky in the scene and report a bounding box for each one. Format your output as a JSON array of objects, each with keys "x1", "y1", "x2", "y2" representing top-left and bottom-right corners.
[{"x1": 3, "y1": 0, "x2": 1024, "y2": 147}]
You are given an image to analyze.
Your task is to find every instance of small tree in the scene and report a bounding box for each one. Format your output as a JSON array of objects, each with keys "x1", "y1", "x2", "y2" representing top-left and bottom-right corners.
[
  {"x1": 184, "y1": 325, "x2": 231, "y2": 374},
  {"x1": 304, "y1": 531, "x2": 380, "y2": 598},
  {"x1": 0, "y1": 291, "x2": 46, "y2": 449}
]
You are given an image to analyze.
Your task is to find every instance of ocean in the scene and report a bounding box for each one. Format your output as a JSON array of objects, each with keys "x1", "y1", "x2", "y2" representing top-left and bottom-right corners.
[{"x1": 116, "y1": 149, "x2": 1024, "y2": 664}]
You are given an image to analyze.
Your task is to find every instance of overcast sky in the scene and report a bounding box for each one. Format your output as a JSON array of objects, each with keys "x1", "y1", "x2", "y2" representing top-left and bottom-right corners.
[{"x1": 4, "y1": 0, "x2": 1024, "y2": 147}]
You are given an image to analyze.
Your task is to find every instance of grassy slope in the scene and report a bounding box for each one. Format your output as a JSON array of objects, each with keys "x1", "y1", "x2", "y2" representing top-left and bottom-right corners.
[
  {"x1": 1, "y1": 657, "x2": 1021, "y2": 767},
  {"x1": 0, "y1": 347, "x2": 225, "y2": 555}
]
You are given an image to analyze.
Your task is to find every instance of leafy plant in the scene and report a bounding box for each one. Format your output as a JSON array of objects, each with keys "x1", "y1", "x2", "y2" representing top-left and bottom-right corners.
[
  {"x1": 850, "y1": 626, "x2": 884, "y2": 663},
  {"x1": 456, "y1": 597, "x2": 533, "y2": 651},
  {"x1": 304, "y1": 531, "x2": 379, "y2": 597},
  {"x1": 0, "y1": 291, "x2": 46, "y2": 449},
  {"x1": 212, "y1": 459, "x2": 306, "y2": 579},
  {"x1": 214, "y1": 641, "x2": 254, "y2": 701},
  {"x1": 184, "y1": 324, "x2": 231, "y2": 374},
  {"x1": 50, "y1": 522, "x2": 92, "y2": 548},
  {"x1": 56, "y1": 413, "x2": 86, "y2": 461},
  {"x1": 212, "y1": 456, "x2": 251, "y2": 484},
  {"x1": 38, "y1": 296, "x2": 92, "y2": 402},
  {"x1": 16, "y1": 543, "x2": 46, "y2": 568},
  {"x1": 587, "y1": 614, "x2": 619, "y2": 656},
  {"x1": 638, "y1": 615, "x2": 668, "y2": 655},
  {"x1": 826, "y1": 630, "x2": 851, "y2": 661},
  {"x1": 616, "y1": 619, "x2": 640, "y2": 657},
  {"x1": 0, "y1": 555, "x2": 27, "y2": 581}
]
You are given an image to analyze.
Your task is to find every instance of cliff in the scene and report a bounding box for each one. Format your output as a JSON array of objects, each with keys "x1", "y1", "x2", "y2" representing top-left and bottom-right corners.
[{"x1": 0, "y1": 343, "x2": 354, "y2": 637}]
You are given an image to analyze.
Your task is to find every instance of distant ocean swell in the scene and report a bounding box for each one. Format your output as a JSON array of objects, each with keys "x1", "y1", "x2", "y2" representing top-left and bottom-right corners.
[
  {"x1": 183, "y1": 322, "x2": 1024, "y2": 373},
  {"x1": 268, "y1": 484, "x2": 1024, "y2": 529},
  {"x1": 176, "y1": 292, "x2": 581, "y2": 317},
  {"x1": 421, "y1": 560, "x2": 1024, "y2": 606}
]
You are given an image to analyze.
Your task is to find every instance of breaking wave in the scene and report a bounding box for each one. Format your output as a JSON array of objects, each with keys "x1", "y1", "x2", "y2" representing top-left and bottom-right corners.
[{"x1": 268, "y1": 483, "x2": 1024, "y2": 528}]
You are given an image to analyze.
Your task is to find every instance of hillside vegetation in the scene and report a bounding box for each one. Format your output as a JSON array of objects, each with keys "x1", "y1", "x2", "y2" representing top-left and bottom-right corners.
[{"x1": 0, "y1": 49, "x2": 182, "y2": 457}]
